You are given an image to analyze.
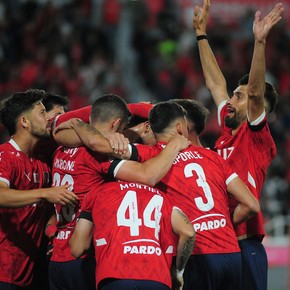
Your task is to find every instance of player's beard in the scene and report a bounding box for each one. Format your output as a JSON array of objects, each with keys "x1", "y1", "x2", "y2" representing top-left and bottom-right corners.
[
  {"x1": 31, "y1": 123, "x2": 51, "y2": 138},
  {"x1": 224, "y1": 111, "x2": 243, "y2": 130}
]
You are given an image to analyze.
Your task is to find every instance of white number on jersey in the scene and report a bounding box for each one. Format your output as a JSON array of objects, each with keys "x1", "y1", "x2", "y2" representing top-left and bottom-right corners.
[
  {"x1": 184, "y1": 163, "x2": 214, "y2": 211},
  {"x1": 53, "y1": 172, "x2": 75, "y2": 223},
  {"x1": 117, "y1": 190, "x2": 163, "y2": 239}
]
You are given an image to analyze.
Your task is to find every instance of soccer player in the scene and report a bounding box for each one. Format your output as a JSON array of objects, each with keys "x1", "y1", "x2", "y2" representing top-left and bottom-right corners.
[
  {"x1": 193, "y1": 1, "x2": 283, "y2": 289},
  {"x1": 52, "y1": 102, "x2": 153, "y2": 155},
  {"x1": 48, "y1": 93, "x2": 131, "y2": 290},
  {"x1": 48, "y1": 94, "x2": 190, "y2": 290},
  {"x1": 0, "y1": 89, "x2": 78, "y2": 290},
  {"x1": 69, "y1": 181, "x2": 195, "y2": 290},
  {"x1": 105, "y1": 101, "x2": 260, "y2": 290},
  {"x1": 42, "y1": 93, "x2": 70, "y2": 119}
]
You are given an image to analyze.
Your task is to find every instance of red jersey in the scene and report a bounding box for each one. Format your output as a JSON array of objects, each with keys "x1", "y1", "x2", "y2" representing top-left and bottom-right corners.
[
  {"x1": 81, "y1": 181, "x2": 175, "y2": 289},
  {"x1": 215, "y1": 102, "x2": 276, "y2": 239},
  {"x1": 52, "y1": 103, "x2": 152, "y2": 128},
  {"x1": 0, "y1": 139, "x2": 51, "y2": 287},
  {"x1": 112, "y1": 143, "x2": 240, "y2": 255},
  {"x1": 51, "y1": 146, "x2": 113, "y2": 262},
  {"x1": 53, "y1": 106, "x2": 91, "y2": 128}
]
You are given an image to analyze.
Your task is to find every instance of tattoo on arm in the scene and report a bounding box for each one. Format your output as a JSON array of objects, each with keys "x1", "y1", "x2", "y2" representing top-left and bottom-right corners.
[
  {"x1": 177, "y1": 236, "x2": 195, "y2": 271},
  {"x1": 76, "y1": 119, "x2": 103, "y2": 136}
]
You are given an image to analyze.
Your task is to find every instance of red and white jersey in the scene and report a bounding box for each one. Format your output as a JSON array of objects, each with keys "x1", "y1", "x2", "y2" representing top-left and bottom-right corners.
[
  {"x1": 112, "y1": 143, "x2": 240, "y2": 255},
  {"x1": 51, "y1": 146, "x2": 113, "y2": 262},
  {"x1": 81, "y1": 181, "x2": 175, "y2": 289},
  {"x1": 215, "y1": 102, "x2": 276, "y2": 238},
  {"x1": 0, "y1": 139, "x2": 51, "y2": 287}
]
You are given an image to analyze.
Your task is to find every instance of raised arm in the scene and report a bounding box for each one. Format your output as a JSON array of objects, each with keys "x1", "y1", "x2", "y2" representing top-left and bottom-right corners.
[
  {"x1": 247, "y1": 3, "x2": 283, "y2": 122},
  {"x1": 171, "y1": 207, "x2": 195, "y2": 289},
  {"x1": 192, "y1": 0, "x2": 228, "y2": 107},
  {"x1": 226, "y1": 177, "x2": 260, "y2": 225}
]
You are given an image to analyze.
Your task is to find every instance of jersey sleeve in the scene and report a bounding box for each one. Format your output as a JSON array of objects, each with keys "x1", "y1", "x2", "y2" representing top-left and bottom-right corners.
[
  {"x1": 0, "y1": 151, "x2": 15, "y2": 186},
  {"x1": 78, "y1": 210, "x2": 93, "y2": 222},
  {"x1": 217, "y1": 100, "x2": 227, "y2": 127},
  {"x1": 127, "y1": 103, "x2": 153, "y2": 119},
  {"x1": 52, "y1": 106, "x2": 91, "y2": 129}
]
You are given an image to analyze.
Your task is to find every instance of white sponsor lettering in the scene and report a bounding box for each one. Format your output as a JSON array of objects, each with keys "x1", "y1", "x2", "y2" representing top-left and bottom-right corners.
[
  {"x1": 123, "y1": 245, "x2": 162, "y2": 256},
  {"x1": 193, "y1": 218, "x2": 226, "y2": 232},
  {"x1": 56, "y1": 230, "x2": 71, "y2": 240}
]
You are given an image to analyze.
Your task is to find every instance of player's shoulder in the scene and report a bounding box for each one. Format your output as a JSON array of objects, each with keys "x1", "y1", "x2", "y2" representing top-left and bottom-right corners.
[{"x1": 0, "y1": 141, "x2": 22, "y2": 159}]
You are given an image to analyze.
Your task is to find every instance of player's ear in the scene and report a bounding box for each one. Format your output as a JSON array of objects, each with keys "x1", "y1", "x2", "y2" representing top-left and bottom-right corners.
[
  {"x1": 111, "y1": 118, "x2": 121, "y2": 132},
  {"x1": 20, "y1": 115, "x2": 30, "y2": 130},
  {"x1": 143, "y1": 121, "x2": 151, "y2": 134},
  {"x1": 176, "y1": 121, "x2": 183, "y2": 135}
]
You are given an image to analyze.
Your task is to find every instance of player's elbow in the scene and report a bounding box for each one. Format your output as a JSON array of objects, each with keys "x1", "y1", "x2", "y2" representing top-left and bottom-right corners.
[
  {"x1": 136, "y1": 175, "x2": 158, "y2": 187},
  {"x1": 183, "y1": 225, "x2": 196, "y2": 241},
  {"x1": 69, "y1": 238, "x2": 87, "y2": 258}
]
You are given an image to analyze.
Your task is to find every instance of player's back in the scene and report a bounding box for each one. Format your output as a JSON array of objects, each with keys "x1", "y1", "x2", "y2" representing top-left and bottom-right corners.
[
  {"x1": 51, "y1": 145, "x2": 112, "y2": 262},
  {"x1": 157, "y1": 144, "x2": 240, "y2": 255},
  {"x1": 87, "y1": 181, "x2": 174, "y2": 289}
]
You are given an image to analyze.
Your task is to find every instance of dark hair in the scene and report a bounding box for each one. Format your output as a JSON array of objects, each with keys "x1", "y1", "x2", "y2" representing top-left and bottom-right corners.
[
  {"x1": 149, "y1": 101, "x2": 187, "y2": 134},
  {"x1": 90, "y1": 93, "x2": 130, "y2": 125},
  {"x1": 170, "y1": 99, "x2": 208, "y2": 135},
  {"x1": 239, "y1": 74, "x2": 278, "y2": 114},
  {"x1": 126, "y1": 115, "x2": 147, "y2": 128},
  {"x1": 42, "y1": 93, "x2": 69, "y2": 112},
  {"x1": 0, "y1": 89, "x2": 46, "y2": 135}
]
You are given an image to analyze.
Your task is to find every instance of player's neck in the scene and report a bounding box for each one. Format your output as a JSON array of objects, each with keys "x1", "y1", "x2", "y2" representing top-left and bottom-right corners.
[{"x1": 11, "y1": 134, "x2": 39, "y2": 157}]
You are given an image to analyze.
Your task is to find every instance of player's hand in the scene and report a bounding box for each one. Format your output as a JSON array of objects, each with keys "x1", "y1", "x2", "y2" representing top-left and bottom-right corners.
[
  {"x1": 171, "y1": 264, "x2": 184, "y2": 290},
  {"x1": 41, "y1": 185, "x2": 78, "y2": 206},
  {"x1": 253, "y1": 3, "x2": 283, "y2": 43},
  {"x1": 167, "y1": 133, "x2": 191, "y2": 151},
  {"x1": 101, "y1": 131, "x2": 130, "y2": 155},
  {"x1": 193, "y1": 0, "x2": 210, "y2": 35},
  {"x1": 46, "y1": 240, "x2": 54, "y2": 258}
]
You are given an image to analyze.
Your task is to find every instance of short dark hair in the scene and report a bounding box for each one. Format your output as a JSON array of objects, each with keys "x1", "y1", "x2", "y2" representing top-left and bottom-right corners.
[
  {"x1": 149, "y1": 101, "x2": 187, "y2": 134},
  {"x1": 42, "y1": 93, "x2": 69, "y2": 112},
  {"x1": 0, "y1": 89, "x2": 46, "y2": 135},
  {"x1": 170, "y1": 99, "x2": 208, "y2": 135},
  {"x1": 239, "y1": 74, "x2": 278, "y2": 114},
  {"x1": 126, "y1": 115, "x2": 147, "y2": 128},
  {"x1": 90, "y1": 93, "x2": 130, "y2": 125}
]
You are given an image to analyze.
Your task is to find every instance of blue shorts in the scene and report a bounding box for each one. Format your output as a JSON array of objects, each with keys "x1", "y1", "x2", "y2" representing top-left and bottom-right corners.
[
  {"x1": 99, "y1": 279, "x2": 170, "y2": 290},
  {"x1": 49, "y1": 257, "x2": 96, "y2": 290},
  {"x1": 238, "y1": 237, "x2": 267, "y2": 290},
  {"x1": 183, "y1": 252, "x2": 242, "y2": 290}
]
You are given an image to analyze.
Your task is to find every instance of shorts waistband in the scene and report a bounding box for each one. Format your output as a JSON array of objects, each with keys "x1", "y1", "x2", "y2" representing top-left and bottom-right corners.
[{"x1": 237, "y1": 234, "x2": 262, "y2": 242}]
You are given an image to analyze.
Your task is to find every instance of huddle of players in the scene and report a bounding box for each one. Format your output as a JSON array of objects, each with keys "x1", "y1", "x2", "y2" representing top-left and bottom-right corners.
[{"x1": 0, "y1": 1, "x2": 284, "y2": 290}]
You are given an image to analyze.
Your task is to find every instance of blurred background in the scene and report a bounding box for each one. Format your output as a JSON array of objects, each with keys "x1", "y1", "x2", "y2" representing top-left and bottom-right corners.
[{"x1": 0, "y1": 0, "x2": 289, "y2": 289}]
